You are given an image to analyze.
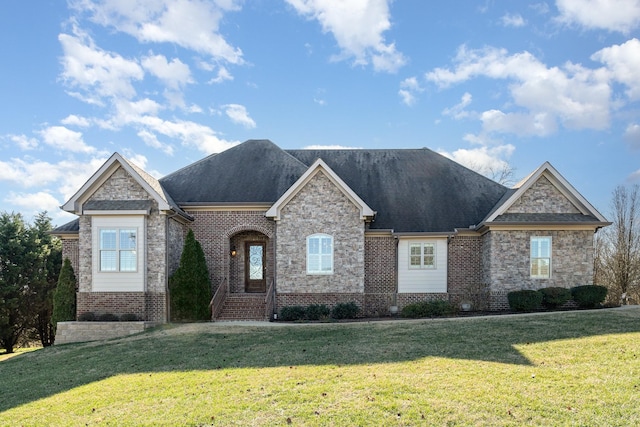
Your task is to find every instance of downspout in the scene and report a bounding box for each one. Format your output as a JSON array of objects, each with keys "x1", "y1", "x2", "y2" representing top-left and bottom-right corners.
[{"x1": 272, "y1": 219, "x2": 278, "y2": 320}]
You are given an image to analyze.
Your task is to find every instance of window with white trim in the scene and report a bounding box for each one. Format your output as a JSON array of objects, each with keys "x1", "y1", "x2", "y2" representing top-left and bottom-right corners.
[
  {"x1": 530, "y1": 236, "x2": 551, "y2": 278},
  {"x1": 409, "y1": 243, "x2": 436, "y2": 269},
  {"x1": 100, "y1": 228, "x2": 137, "y2": 272},
  {"x1": 307, "y1": 234, "x2": 333, "y2": 274}
]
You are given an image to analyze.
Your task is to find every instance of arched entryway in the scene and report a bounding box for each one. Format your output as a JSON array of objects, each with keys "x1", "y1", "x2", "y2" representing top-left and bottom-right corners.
[{"x1": 229, "y1": 230, "x2": 273, "y2": 294}]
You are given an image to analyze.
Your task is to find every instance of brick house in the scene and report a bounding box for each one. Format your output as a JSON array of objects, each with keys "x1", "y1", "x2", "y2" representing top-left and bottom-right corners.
[{"x1": 52, "y1": 139, "x2": 609, "y2": 322}]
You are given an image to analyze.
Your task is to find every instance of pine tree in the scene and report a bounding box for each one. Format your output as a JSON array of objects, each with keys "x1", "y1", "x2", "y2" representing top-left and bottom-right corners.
[
  {"x1": 169, "y1": 230, "x2": 211, "y2": 321},
  {"x1": 51, "y1": 258, "x2": 77, "y2": 331}
]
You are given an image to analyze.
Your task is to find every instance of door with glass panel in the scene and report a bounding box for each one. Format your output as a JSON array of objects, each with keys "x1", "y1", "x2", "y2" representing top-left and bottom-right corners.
[{"x1": 245, "y1": 242, "x2": 266, "y2": 293}]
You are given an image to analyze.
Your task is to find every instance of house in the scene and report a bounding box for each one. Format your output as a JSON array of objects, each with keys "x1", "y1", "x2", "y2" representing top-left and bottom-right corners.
[{"x1": 52, "y1": 139, "x2": 609, "y2": 322}]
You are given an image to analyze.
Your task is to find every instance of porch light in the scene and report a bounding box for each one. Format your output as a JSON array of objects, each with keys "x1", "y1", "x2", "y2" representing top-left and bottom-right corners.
[{"x1": 230, "y1": 246, "x2": 237, "y2": 257}]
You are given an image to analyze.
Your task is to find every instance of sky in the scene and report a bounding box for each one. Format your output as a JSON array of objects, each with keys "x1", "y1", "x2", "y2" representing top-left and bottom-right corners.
[{"x1": 1, "y1": 0, "x2": 639, "y2": 226}]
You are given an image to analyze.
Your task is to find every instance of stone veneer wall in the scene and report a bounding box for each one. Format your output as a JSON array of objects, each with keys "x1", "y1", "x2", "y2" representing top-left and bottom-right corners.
[
  {"x1": 61, "y1": 238, "x2": 80, "y2": 281},
  {"x1": 186, "y1": 210, "x2": 275, "y2": 296},
  {"x1": 484, "y1": 229, "x2": 594, "y2": 310},
  {"x1": 363, "y1": 235, "x2": 396, "y2": 316},
  {"x1": 275, "y1": 172, "x2": 365, "y2": 312},
  {"x1": 76, "y1": 166, "x2": 168, "y2": 322},
  {"x1": 506, "y1": 176, "x2": 580, "y2": 214},
  {"x1": 447, "y1": 235, "x2": 488, "y2": 310}
]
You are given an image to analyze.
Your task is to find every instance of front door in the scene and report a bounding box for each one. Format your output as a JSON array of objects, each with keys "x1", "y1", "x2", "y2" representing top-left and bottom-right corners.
[{"x1": 245, "y1": 242, "x2": 266, "y2": 293}]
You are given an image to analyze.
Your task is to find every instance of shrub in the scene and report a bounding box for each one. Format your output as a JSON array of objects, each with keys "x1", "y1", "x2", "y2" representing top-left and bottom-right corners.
[
  {"x1": 279, "y1": 306, "x2": 306, "y2": 321},
  {"x1": 77, "y1": 312, "x2": 96, "y2": 321},
  {"x1": 400, "y1": 300, "x2": 455, "y2": 318},
  {"x1": 120, "y1": 313, "x2": 140, "y2": 321},
  {"x1": 507, "y1": 290, "x2": 543, "y2": 312},
  {"x1": 331, "y1": 302, "x2": 360, "y2": 320},
  {"x1": 305, "y1": 304, "x2": 330, "y2": 321},
  {"x1": 169, "y1": 229, "x2": 212, "y2": 321},
  {"x1": 51, "y1": 258, "x2": 77, "y2": 329},
  {"x1": 571, "y1": 285, "x2": 608, "y2": 308},
  {"x1": 97, "y1": 313, "x2": 120, "y2": 322},
  {"x1": 538, "y1": 287, "x2": 572, "y2": 309}
]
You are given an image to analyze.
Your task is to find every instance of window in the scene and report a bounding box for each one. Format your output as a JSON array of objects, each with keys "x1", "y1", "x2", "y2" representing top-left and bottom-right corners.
[
  {"x1": 100, "y1": 228, "x2": 137, "y2": 272},
  {"x1": 307, "y1": 234, "x2": 333, "y2": 274},
  {"x1": 530, "y1": 236, "x2": 551, "y2": 278},
  {"x1": 409, "y1": 243, "x2": 436, "y2": 269}
]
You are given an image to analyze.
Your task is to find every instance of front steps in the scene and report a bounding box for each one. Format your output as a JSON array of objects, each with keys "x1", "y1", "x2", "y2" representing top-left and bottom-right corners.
[{"x1": 216, "y1": 294, "x2": 268, "y2": 321}]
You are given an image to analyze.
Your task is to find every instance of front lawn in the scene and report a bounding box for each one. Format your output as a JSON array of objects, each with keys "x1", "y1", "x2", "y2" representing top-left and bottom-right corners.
[{"x1": 1, "y1": 307, "x2": 639, "y2": 426}]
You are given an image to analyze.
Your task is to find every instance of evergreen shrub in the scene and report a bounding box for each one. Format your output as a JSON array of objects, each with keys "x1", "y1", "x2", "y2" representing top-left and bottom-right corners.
[
  {"x1": 331, "y1": 302, "x2": 360, "y2": 319},
  {"x1": 538, "y1": 287, "x2": 572, "y2": 308},
  {"x1": 507, "y1": 290, "x2": 543, "y2": 311},
  {"x1": 78, "y1": 312, "x2": 96, "y2": 321},
  {"x1": 305, "y1": 304, "x2": 330, "y2": 320},
  {"x1": 51, "y1": 258, "x2": 77, "y2": 329},
  {"x1": 571, "y1": 285, "x2": 608, "y2": 308},
  {"x1": 279, "y1": 306, "x2": 306, "y2": 321},
  {"x1": 400, "y1": 300, "x2": 455, "y2": 318}
]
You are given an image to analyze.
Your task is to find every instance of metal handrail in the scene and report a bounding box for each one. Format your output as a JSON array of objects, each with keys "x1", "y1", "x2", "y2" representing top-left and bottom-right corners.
[
  {"x1": 209, "y1": 277, "x2": 228, "y2": 320},
  {"x1": 264, "y1": 279, "x2": 275, "y2": 321}
]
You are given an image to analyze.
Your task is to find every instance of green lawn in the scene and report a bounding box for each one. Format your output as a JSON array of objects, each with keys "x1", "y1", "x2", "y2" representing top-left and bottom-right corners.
[{"x1": 1, "y1": 307, "x2": 639, "y2": 426}]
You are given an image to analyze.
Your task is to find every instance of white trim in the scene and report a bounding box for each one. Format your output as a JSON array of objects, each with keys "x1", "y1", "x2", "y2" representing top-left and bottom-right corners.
[
  {"x1": 265, "y1": 159, "x2": 375, "y2": 221},
  {"x1": 62, "y1": 153, "x2": 172, "y2": 215},
  {"x1": 84, "y1": 210, "x2": 150, "y2": 216},
  {"x1": 530, "y1": 236, "x2": 552, "y2": 279},
  {"x1": 306, "y1": 233, "x2": 334, "y2": 275},
  {"x1": 484, "y1": 162, "x2": 608, "y2": 224}
]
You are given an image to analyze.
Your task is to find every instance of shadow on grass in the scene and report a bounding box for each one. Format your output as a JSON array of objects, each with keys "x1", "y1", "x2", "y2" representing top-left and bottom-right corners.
[{"x1": 1, "y1": 307, "x2": 639, "y2": 412}]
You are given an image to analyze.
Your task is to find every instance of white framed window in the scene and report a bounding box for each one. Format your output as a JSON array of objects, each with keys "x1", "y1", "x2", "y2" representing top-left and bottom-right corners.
[
  {"x1": 99, "y1": 228, "x2": 138, "y2": 272},
  {"x1": 307, "y1": 234, "x2": 333, "y2": 274},
  {"x1": 530, "y1": 236, "x2": 551, "y2": 278},
  {"x1": 409, "y1": 243, "x2": 436, "y2": 269}
]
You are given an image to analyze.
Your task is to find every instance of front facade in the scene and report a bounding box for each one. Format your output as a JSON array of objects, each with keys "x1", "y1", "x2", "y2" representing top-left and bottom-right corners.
[{"x1": 53, "y1": 139, "x2": 609, "y2": 321}]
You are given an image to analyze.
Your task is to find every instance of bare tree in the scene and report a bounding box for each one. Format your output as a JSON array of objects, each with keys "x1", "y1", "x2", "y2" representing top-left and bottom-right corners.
[{"x1": 596, "y1": 185, "x2": 640, "y2": 304}]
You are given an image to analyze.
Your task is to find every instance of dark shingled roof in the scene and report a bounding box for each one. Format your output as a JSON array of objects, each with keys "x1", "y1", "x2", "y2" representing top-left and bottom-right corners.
[
  {"x1": 84, "y1": 200, "x2": 154, "y2": 211},
  {"x1": 493, "y1": 213, "x2": 601, "y2": 223},
  {"x1": 160, "y1": 139, "x2": 510, "y2": 233},
  {"x1": 51, "y1": 218, "x2": 79, "y2": 234}
]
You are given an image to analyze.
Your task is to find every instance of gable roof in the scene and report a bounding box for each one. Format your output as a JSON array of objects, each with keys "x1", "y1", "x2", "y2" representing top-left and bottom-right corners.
[
  {"x1": 481, "y1": 161, "x2": 608, "y2": 226},
  {"x1": 265, "y1": 158, "x2": 376, "y2": 221},
  {"x1": 61, "y1": 153, "x2": 191, "y2": 220}
]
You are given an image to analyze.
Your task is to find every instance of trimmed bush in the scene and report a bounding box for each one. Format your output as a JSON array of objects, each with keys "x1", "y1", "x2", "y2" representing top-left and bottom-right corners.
[
  {"x1": 400, "y1": 300, "x2": 455, "y2": 318},
  {"x1": 120, "y1": 313, "x2": 140, "y2": 322},
  {"x1": 97, "y1": 313, "x2": 120, "y2": 322},
  {"x1": 305, "y1": 304, "x2": 330, "y2": 321},
  {"x1": 571, "y1": 285, "x2": 608, "y2": 308},
  {"x1": 169, "y1": 229, "x2": 212, "y2": 321},
  {"x1": 538, "y1": 287, "x2": 572, "y2": 309},
  {"x1": 77, "y1": 312, "x2": 96, "y2": 322},
  {"x1": 279, "y1": 306, "x2": 306, "y2": 321},
  {"x1": 331, "y1": 302, "x2": 360, "y2": 320},
  {"x1": 507, "y1": 290, "x2": 543, "y2": 312},
  {"x1": 51, "y1": 258, "x2": 77, "y2": 329}
]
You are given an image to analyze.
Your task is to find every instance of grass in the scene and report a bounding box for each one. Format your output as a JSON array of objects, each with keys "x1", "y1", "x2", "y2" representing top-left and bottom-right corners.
[{"x1": 1, "y1": 307, "x2": 639, "y2": 426}]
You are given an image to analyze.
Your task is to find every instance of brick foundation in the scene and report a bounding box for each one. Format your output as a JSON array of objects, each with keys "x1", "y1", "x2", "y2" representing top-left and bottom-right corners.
[{"x1": 77, "y1": 292, "x2": 166, "y2": 322}]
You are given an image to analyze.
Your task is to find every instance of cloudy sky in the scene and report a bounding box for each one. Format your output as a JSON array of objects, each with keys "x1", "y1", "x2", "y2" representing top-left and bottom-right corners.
[{"x1": 1, "y1": 0, "x2": 639, "y2": 225}]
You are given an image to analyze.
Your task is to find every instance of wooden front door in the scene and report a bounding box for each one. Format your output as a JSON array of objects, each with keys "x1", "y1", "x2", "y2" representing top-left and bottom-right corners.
[{"x1": 245, "y1": 242, "x2": 266, "y2": 293}]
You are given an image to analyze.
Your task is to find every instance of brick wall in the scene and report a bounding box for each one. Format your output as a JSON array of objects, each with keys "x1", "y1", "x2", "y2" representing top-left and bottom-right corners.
[
  {"x1": 448, "y1": 235, "x2": 488, "y2": 309},
  {"x1": 186, "y1": 210, "x2": 275, "y2": 295},
  {"x1": 61, "y1": 238, "x2": 79, "y2": 281},
  {"x1": 363, "y1": 235, "x2": 396, "y2": 316}
]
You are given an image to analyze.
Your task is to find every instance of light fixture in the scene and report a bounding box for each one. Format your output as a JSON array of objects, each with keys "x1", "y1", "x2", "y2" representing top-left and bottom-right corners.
[{"x1": 230, "y1": 246, "x2": 237, "y2": 257}]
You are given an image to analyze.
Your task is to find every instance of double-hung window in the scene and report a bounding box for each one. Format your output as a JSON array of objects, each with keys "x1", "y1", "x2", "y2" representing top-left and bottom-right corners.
[
  {"x1": 100, "y1": 228, "x2": 137, "y2": 272},
  {"x1": 409, "y1": 243, "x2": 436, "y2": 269},
  {"x1": 530, "y1": 236, "x2": 551, "y2": 278},
  {"x1": 307, "y1": 234, "x2": 333, "y2": 274}
]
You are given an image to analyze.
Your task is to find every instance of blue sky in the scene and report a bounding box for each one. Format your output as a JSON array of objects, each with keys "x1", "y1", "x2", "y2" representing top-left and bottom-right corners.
[{"x1": 1, "y1": 0, "x2": 639, "y2": 225}]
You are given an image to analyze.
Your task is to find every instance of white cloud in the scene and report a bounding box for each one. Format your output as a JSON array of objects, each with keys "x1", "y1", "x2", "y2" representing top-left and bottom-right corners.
[
  {"x1": 556, "y1": 0, "x2": 640, "y2": 34},
  {"x1": 398, "y1": 76, "x2": 423, "y2": 106},
  {"x1": 500, "y1": 13, "x2": 526, "y2": 27},
  {"x1": 223, "y1": 104, "x2": 256, "y2": 129},
  {"x1": 137, "y1": 129, "x2": 174, "y2": 155},
  {"x1": 141, "y1": 54, "x2": 193, "y2": 89},
  {"x1": 443, "y1": 92, "x2": 473, "y2": 120},
  {"x1": 426, "y1": 44, "x2": 613, "y2": 136},
  {"x1": 61, "y1": 114, "x2": 91, "y2": 127},
  {"x1": 38, "y1": 126, "x2": 96, "y2": 153},
  {"x1": 591, "y1": 38, "x2": 640, "y2": 100},
  {"x1": 208, "y1": 66, "x2": 234, "y2": 84},
  {"x1": 624, "y1": 123, "x2": 640, "y2": 148},
  {"x1": 4, "y1": 191, "x2": 62, "y2": 216},
  {"x1": 8, "y1": 134, "x2": 38, "y2": 150},
  {"x1": 285, "y1": 0, "x2": 406, "y2": 72},
  {"x1": 438, "y1": 144, "x2": 516, "y2": 184},
  {"x1": 58, "y1": 26, "x2": 144, "y2": 102},
  {"x1": 70, "y1": 0, "x2": 244, "y2": 63}
]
